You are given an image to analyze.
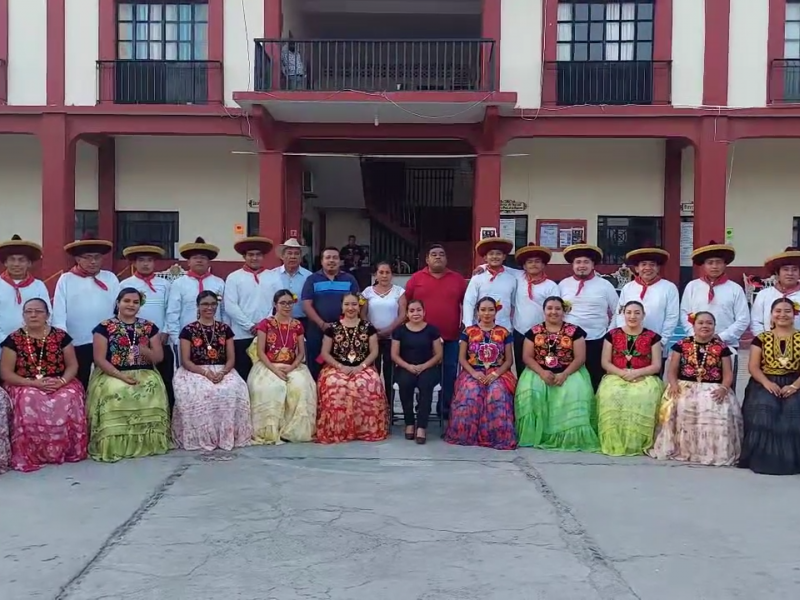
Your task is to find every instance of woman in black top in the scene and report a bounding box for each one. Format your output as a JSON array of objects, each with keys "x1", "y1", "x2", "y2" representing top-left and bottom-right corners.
[{"x1": 391, "y1": 299, "x2": 443, "y2": 443}]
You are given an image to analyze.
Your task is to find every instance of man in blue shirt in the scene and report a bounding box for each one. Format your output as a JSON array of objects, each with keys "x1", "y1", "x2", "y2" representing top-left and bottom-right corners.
[
  {"x1": 271, "y1": 238, "x2": 312, "y2": 329},
  {"x1": 301, "y1": 246, "x2": 360, "y2": 379}
]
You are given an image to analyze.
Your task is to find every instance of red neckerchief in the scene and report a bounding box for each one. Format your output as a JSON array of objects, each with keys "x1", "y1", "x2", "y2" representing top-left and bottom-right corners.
[
  {"x1": 634, "y1": 275, "x2": 661, "y2": 300},
  {"x1": 187, "y1": 270, "x2": 211, "y2": 292},
  {"x1": 776, "y1": 282, "x2": 800, "y2": 296},
  {"x1": 486, "y1": 266, "x2": 504, "y2": 283},
  {"x1": 134, "y1": 272, "x2": 157, "y2": 293},
  {"x1": 0, "y1": 271, "x2": 35, "y2": 304},
  {"x1": 525, "y1": 273, "x2": 547, "y2": 300},
  {"x1": 244, "y1": 265, "x2": 265, "y2": 284},
  {"x1": 70, "y1": 266, "x2": 108, "y2": 290},
  {"x1": 573, "y1": 272, "x2": 595, "y2": 296},
  {"x1": 702, "y1": 274, "x2": 728, "y2": 302}
]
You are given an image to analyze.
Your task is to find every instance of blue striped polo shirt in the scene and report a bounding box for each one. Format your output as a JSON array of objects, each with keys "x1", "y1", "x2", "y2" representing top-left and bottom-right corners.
[{"x1": 300, "y1": 270, "x2": 360, "y2": 324}]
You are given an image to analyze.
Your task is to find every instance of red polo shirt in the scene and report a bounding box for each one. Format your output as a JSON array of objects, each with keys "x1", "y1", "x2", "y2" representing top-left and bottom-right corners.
[{"x1": 405, "y1": 268, "x2": 467, "y2": 341}]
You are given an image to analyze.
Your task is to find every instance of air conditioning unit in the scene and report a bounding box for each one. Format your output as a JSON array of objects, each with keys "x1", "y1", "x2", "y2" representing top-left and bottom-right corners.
[{"x1": 302, "y1": 171, "x2": 314, "y2": 195}]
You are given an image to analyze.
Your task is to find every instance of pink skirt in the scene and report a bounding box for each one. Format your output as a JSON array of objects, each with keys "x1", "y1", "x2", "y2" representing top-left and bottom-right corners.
[{"x1": 0, "y1": 390, "x2": 10, "y2": 473}]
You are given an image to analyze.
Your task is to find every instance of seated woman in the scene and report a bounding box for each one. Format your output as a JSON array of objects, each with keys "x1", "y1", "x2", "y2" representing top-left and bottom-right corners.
[
  {"x1": 88, "y1": 288, "x2": 170, "y2": 462},
  {"x1": 596, "y1": 301, "x2": 664, "y2": 456},
  {"x1": 649, "y1": 311, "x2": 741, "y2": 466},
  {"x1": 316, "y1": 293, "x2": 388, "y2": 444},
  {"x1": 445, "y1": 297, "x2": 517, "y2": 450},
  {"x1": 173, "y1": 291, "x2": 252, "y2": 451},
  {"x1": 0, "y1": 298, "x2": 86, "y2": 472},
  {"x1": 515, "y1": 296, "x2": 599, "y2": 451},
  {"x1": 739, "y1": 297, "x2": 800, "y2": 475},
  {"x1": 247, "y1": 288, "x2": 317, "y2": 444},
  {"x1": 391, "y1": 299, "x2": 443, "y2": 444}
]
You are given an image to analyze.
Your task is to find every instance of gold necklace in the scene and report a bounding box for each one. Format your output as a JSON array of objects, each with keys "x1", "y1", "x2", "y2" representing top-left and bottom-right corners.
[
  {"x1": 341, "y1": 321, "x2": 360, "y2": 363},
  {"x1": 773, "y1": 334, "x2": 794, "y2": 369},
  {"x1": 24, "y1": 327, "x2": 48, "y2": 379},
  {"x1": 689, "y1": 339, "x2": 711, "y2": 382}
]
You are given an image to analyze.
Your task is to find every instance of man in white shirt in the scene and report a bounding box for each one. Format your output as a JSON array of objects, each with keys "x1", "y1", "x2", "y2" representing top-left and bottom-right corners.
[
  {"x1": 463, "y1": 237, "x2": 517, "y2": 332},
  {"x1": 751, "y1": 247, "x2": 800, "y2": 335},
  {"x1": 510, "y1": 244, "x2": 559, "y2": 377},
  {"x1": 52, "y1": 236, "x2": 120, "y2": 389},
  {"x1": 558, "y1": 244, "x2": 619, "y2": 391},
  {"x1": 680, "y1": 241, "x2": 750, "y2": 387},
  {"x1": 616, "y1": 247, "x2": 680, "y2": 359},
  {"x1": 0, "y1": 235, "x2": 51, "y2": 354},
  {"x1": 224, "y1": 236, "x2": 274, "y2": 380},
  {"x1": 119, "y1": 244, "x2": 174, "y2": 409},
  {"x1": 271, "y1": 238, "x2": 312, "y2": 330}
]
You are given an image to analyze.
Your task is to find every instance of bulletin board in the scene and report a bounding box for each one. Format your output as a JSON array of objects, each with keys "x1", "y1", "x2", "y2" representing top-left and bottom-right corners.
[{"x1": 535, "y1": 219, "x2": 587, "y2": 252}]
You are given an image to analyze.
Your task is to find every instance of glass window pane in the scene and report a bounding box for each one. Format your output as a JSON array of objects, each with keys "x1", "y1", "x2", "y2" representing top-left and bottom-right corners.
[
  {"x1": 166, "y1": 42, "x2": 178, "y2": 60},
  {"x1": 136, "y1": 41, "x2": 148, "y2": 59},
  {"x1": 150, "y1": 23, "x2": 162, "y2": 40},
  {"x1": 179, "y1": 23, "x2": 192, "y2": 41},
  {"x1": 557, "y1": 23, "x2": 572, "y2": 42},
  {"x1": 118, "y1": 3, "x2": 132, "y2": 20},
  {"x1": 606, "y1": 3, "x2": 620, "y2": 20},
  {"x1": 636, "y1": 42, "x2": 652, "y2": 60},
  {"x1": 638, "y1": 22, "x2": 653, "y2": 41},
  {"x1": 574, "y1": 22, "x2": 589, "y2": 41},
  {"x1": 557, "y1": 2, "x2": 572, "y2": 21},
  {"x1": 638, "y1": 3, "x2": 653, "y2": 20},
  {"x1": 150, "y1": 42, "x2": 162, "y2": 59},
  {"x1": 194, "y1": 4, "x2": 208, "y2": 21},
  {"x1": 621, "y1": 2, "x2": 636, "y2": 20},
  {"x1": 621, "y1": 22, "x2": 635, "y2": 41},
  {"x1": 136, "y1": 23, "x2": 148, "y2": 41},
  {"x1": 589, "y1": 42, "x2": 603, "y2": 60},
  {"x1": 606, "y1": 42, "x2": 619, "y2": 61},
  {"x1": 590, "y1": 3, "x2": 605, "y2": 21},
  {"x1": 179, "y1": 42, "x2": 192, "y2": 60},
  {"x1": 179, "y1": 4, "x2": 192, "y2": 20},
  {"x1": 573, "y1": 43, "x2": 588, "y2": 61},
  {"x1": 194, "y1": 41, "x2": 208, "y2": 60},
  {"x1": 166, "y1": 23, "x2": 178, "y2": 41},
  {"x1": 786, "y1": 21, "x2": 800, "y2": 41},
  {"x1": 149, "y1": 4, "x2": 162, "y2": 21},
  {"x1": 135, "y1": 4, "x2": 148, "y2": 21},
  {"x1": 606, "y1": 22, "x2": 620, "y2": 41},
  {"x1": 574, "y1": 3, "x2": 589, "y2": 21},
  {"x1": 785, "y1": 40, "x2": 800, "y2": 59},
  {"x1": 194, "y1": 24, "x2": 208, "y2": 42},
  {"x1": 118, "y1": 23, "x2": 133, "y2": 41},
  {"x1": 166, "y1": 4, "x2": 178, "y2": 20},
  {"x1": 788, "y1": 4, "x2": 800, "y2": 20},
  {"x1": 118, "y1": 42, "x2": 132, "y2": 59},
  {"x1": 621, "y1": 42, "x2": 634, "y2": 60},
  {"x1": 590, "y1": 22, "x2": 604, "y2": 41},
  {"x1": 557, "y1": 43, "x2": 572, "y2": 61}
]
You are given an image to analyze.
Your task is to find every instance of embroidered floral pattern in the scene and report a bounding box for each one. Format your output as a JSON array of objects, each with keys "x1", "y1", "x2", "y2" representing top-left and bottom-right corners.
[
  {"x1": 608, "y1": 328, "x2": 659, "y2": 370},
  {"x1": 96, "y1": 318, "x2": 157, "y2": 369},
  {"x1": 529, "y1": 323, "x2": 579, "y2": 371},
  {"x1": 180, "y1": 321, "x2": 233, "y2": 366},
  {"x1": 462, "y1": 325, "x2": 510, "y2": 369},
  {"x1": 256, "y1": 317, "x2": 304, "y2": 364},
  {"x1": 674, "y1": 336, "x2": 728, "y2": 383},
  {"x1": 4, "y1": 328, "x2": 71, "y2": 378},
  {"x1": 326, "y1": 320, "x2": 375, "y2": 366}
]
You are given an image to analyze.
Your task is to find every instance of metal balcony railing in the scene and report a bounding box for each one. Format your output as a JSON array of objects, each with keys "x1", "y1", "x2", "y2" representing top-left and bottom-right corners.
[
  {"x1": 96, "y1": 60, "x2": 223, "y2": 105},
  {"x1": 769, "y1": 59, "x2": 800, "y2": 104},
  {"x1": 543, "y1": 60, "x2": 672, "y2": 106},
  {"x1": 254, "y1": 39, "x2": 496, "y2": 93}
]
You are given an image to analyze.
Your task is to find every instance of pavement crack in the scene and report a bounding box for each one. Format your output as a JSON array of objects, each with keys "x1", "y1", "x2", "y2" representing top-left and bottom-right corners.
[
  {"x1": 54, "y1": 461, "x2": 192, "y2": 600},
  {"x1": 512, "y1": 456, "x2": 642, "y2": 600}
]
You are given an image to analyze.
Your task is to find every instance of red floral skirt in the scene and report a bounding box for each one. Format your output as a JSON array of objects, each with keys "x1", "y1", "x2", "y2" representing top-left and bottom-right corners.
[{"x1": 316, "y1": 366, "x2": 388, "y2": 444}]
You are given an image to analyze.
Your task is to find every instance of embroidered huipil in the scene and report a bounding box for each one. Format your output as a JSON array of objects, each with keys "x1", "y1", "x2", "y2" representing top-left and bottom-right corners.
[
  {"x1": 680, "y1": 279, "x2": 750, "y2": 349},
  {"x1": 165, "y1": 273, "x2": 225, "y2": 345},
  {"x1": 224, "y1": 268, "x2": 271, "y2": 340},
  {"x1": 558, "y1": 275, "x2": 619, "y2": 341},
  {"x1": 0, "y1": 276, "x2": 52, "y2": 351},
  {"x1": 118, "y1": 274, "x2": 171, "y2": 331},
  {"x1": 615, "y1": 278, "x2": 680, "y2": 350},
  {"x1": 512, "y1": 271, "x2": 560, "y2": 334},
  {"x1": 750, "y1": 285, "x2": 800, "y2": 335},
  {"x1": 462, "y1": 269, "x2": 517, "y2": 331},
  {"x1": 51, "y1": 270, "x2": 120, "y2": 346}
]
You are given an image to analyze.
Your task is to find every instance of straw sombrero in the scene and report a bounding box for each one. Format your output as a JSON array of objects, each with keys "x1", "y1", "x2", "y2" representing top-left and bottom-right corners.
[
  {"x1": 563, "y1": 243, "x2": 603, "y2": 264},
  {"x1": 64, "y1": 234, "x2": 113, "y2": 257},
  {"x1": 625, "y1": 247, "x2": 670, "y2": 266},
  {"x1": 179, "y1": 237, "x2": 219, "y2": 260},
  {"x1": 691, "y1": 241, "x2": 735, "y2": 266},
  {"x1": 0, "y1": 234, "x2": 42, "y2": 262},
  {"x1": 515, "y1": 244, "x2": 552, "y2": 266},
  {"x1": 122, "y1": 244, "x2": 165, "y2": 260},
  {"x1": 475, "y1": 237, "x2": 513, "y2": 257},
  {"x1": 233, "y1": 236, "x2": 274, "y2": 255},
  {"x1": 764, "y1": 247, "x2": 800, "y2": 274}
]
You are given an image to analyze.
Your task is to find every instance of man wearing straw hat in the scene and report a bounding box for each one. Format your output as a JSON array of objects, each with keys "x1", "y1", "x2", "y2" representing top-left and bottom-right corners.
[
  {"x1": 751, "y1": 246, "x2": 800, "y2": 335},
  {"x1": 0, "y1": 235, "x2": 51, "y2": 353},
  {"x1": 462, "y1": 237, "x2": 517, "y2": 332},
  {"x1": 272, "y1": 237, "x2": 313, "y2": 330},
  {"x1": 52, "y1": 235, "x2": 120, "y2": 390}
]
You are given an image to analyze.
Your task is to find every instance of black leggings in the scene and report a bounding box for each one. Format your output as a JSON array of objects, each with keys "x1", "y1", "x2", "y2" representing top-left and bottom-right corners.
[
  {"x1": 585, "y1": 338, "x2": 605, "y2": 392},
  {"x1": 74, "y1": 343, "x2": 94, "y2": 391},
  {"x1": 395, "y1": 367, "x2": 440, "y2": 429},
  {"x1": 233, "y1": 337, "x2": 254, "y2": 381},
  {"x1": 158, "y1": 345, "x2": 176, "y2": 412},
  {"x1": 374, "y1": 338, "x2": 395, "y2": 400}
]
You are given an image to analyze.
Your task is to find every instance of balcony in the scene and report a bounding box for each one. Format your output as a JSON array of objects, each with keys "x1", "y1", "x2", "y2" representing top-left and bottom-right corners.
[
  {"x1": 96, "y1": 60, "x2": 223, "y2": 105},
  {"x1": 543, "y1": 60, "x2": 671, "y2": 106},
  {"x1": 769, "y1": 59, "x2": 800, "y2": 104}
]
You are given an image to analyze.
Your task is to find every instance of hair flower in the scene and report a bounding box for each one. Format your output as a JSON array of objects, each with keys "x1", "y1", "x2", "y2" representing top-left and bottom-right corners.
[
  {"x1": 688, "y1": 312, "x2": 697, "y2": 325},
  {"x1": 291, "y1": 293, "x2": 298, "y2": 303},
  {"x1": 562, "y1": 299, "x2": 573, "y2": 314},
  {"x1": 140, "y1": 293, "x2": 147, "y2": 307},
  {"x1": 793, "y1": 301, "x2": 800, "y2": 316},
  {"x1": 495, "y1": 301, "x2": 503, "y2": 312},
  {"x1": 358, "y1": 295, "x2": 367, "y2": 307}
]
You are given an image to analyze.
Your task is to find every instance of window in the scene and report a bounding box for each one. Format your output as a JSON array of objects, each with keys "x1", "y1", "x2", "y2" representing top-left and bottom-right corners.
[
  {"x1": 117, "y1": 2, "x2": 208, "y2": 61},
  {"x1": 794, "y1": 217, "x2": 800, "y2": 247},
  {"x1": 557, "y1": 1, "x2": 653, "y2": 62},
  {"x1": 500, "y1": 216, "x2": 528, "y2": 268},
  {"x1": 75, "y1": 210, "x2": 99, "y2": 241},
  {"x1": 597, "y1": 215, "x2": 662, "y2": 266},
  {"x1": 781, "y1": 3, "x2": 800, "y2": 102},
  {"x1": 116, "y1": 211, "x2": 179, "y2": 259},
  {"x1": 247, "y1": 212, "x2": 259, "y2": 237}
]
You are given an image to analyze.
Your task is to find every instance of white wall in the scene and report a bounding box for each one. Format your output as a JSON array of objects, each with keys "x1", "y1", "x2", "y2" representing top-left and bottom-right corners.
[
  {"x1": 502, "y1": 139, "x2": 665, "y2": 264},
  {"x1": 224, "y1": 0, "x2": 264, "y2": 102},
  {"x1": 115, "y1": 136, "x2": 258, "y2": 260},
  {"x1": 75, "y1": 142, "x2": 99, "y2": 210},
  {"x1": 303, "y1": 157, "x2": 365, "y2": 209},
  {"x1": 500, "y1": 0, "x2": 542, "y2": 108},
  {"x1": 7, "y1": 0, "x2": 47, "y2": 105},
  {"x1": 65, "y1": 0, "x2": 99, "y2": 106},
  {"x1": 325, "y1": 210, "x2": 370, "y2": 249},
  {"x1": 0, "y1": 136, "x2": 42, "y2": 241},
  {"x1": 282, "y1": 0, "x2": 309, "y2": 37},
  {"x1": 671, "y1": 0, "x2": 705, "y2": 108},
  {"x1": 728, "y1": 0, "x2": 769, "y2": 108}
]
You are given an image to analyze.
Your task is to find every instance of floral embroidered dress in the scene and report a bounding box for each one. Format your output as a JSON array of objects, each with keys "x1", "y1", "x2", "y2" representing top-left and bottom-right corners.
[
  {"x1": 649, "y1": 335, "x2": 741, "y2": 466},
  {"x1": 172, "y1": 321, "x2": 252, "y2": 451},
  {"x1": 87, "y1": 318, "x2": 171, "y2": 462},
  {"x1": 515, "y1": 322, "x2": 599, "y2": 451},
  {"x1": 445, "y1": 325, "x2": 517, "y2": 450},
  {"x1": 596, "y1": 328, "x2": 664, "y2": 456},
  {"x1": 246, "y1": 317, "x2": 317, "y2": 444},
  {"x1": 1, "y1": 327, "x2": 87, "y2": 471},
  {"x1": 739, "y1": 331, "x2": 800, "y2": 475},
  {"x1": 316, "y1": 320, "x2": 388, "y2": 444}
]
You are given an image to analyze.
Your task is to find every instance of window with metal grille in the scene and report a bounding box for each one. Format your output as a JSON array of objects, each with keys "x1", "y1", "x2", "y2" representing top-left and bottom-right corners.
[
  {"x1": 116, "y1": 211, "x2": 179, "y2": 259},
  {"x1": 597, "y1": 215, "x2": 662, "y2": 265},
  {"x1": 117, "y1": 2, "x2": 208, "y2": 61},
  {"x1": 247, "y1": 213, "x2": 259, "y2": 237},
  {"x1": 794, "y1": 216, "x2": 800, "y2": 247},
  {"x1": 75, "y1": 210, "x2": 99, "y2": 241}
]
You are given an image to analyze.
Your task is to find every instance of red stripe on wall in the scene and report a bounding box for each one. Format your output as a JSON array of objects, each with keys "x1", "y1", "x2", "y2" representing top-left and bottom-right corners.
[
  {"x1": 703, "y1": 0, "x2": 732, "y2": 106},
  {"x1": 46, "y1": 0, "x2": 66, "y2": 105}
]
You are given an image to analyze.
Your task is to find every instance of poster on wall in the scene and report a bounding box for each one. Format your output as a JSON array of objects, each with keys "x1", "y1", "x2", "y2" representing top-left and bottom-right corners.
[
  {"x1": 499, "y1": 218, "x2": 517, "y2": 252},
  {"x1": 535, "y1": 219, "x2": 587, "y2": 251},
  {"x1": 480, "y1": 227, "x2": 498, "y2": 240},
  {"x1": 680, "y1": 220, "x2": 693, "y2": 267}
]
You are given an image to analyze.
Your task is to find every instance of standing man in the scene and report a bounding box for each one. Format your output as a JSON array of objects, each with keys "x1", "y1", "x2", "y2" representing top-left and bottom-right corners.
[
  {"x1": 52, "y1": 236, "x2": 120, "y2": 390},
  {"x1": 0, "y1": 235, "x2": 51, "y2": 348},
  {"x1": 272, "y1": 238, "x2": 312, "y2": 331},
  {"x1": 462, "y1": 237, "x2": 517, "y2": 332},
  {"x1": 405, "y1": 244, "x2": 468, "y2": 431},
  {"x1": 751, "y1": 247, "x2": 800, "y2": 335},
  {"x1": 224, "y1": 236, "x2": 274, "y2": 380},
  {"x1": 301, "y1": 247, "x2": 360, "y2": 379},
  {"x1": 681, "y1": 241, "x2": 750, "y2": 385},
  {"x1": 119, "y1": 244, "x2": 175, "y2": 408},
  {"x1": 558, "y1": 243, "x2": 619, "y2": 391}
]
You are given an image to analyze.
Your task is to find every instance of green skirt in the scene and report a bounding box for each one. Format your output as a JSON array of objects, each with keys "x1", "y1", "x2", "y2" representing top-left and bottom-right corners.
[
  {"x1": 515, "y1": 366, "x2": 600, "y2": 451},
  {"x1": 596, "y1": 374, "x2": 663, "y2": 456},
  {"x1": 86, "y1": 368, "x2": 171, "y2": 462}
]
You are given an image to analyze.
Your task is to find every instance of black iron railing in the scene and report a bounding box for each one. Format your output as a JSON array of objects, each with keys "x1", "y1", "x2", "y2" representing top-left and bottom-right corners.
[
  {"x1": 543, "y1": 60, "x2": 671, "y2": 106},
  {"x1": 769, "y1": 59, "x2": 800, "y2": 104},
  {"x1": 0, "y1": 59, "x2": 7, "y2": 104},
  {"x1": 97, "y1": 60, "x2": 223, "y2": 105},
  {"x1": 254, "y1": 39, "x2": 496, "y2": 92}
]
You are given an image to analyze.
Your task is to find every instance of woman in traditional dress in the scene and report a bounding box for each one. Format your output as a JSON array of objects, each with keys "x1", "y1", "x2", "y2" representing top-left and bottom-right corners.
[
  {"x1": 649, "y1": 311, "x2": 741, "y2": 466},
  {"x1": 173, "y1": 290, "x2": 252, "y2": 451},
  {"x1": 88, "y1": 287, "x2": 170, "y2": 462},
  {"x1": 0, "y1": 393, "x2": 8, "y2": 473},
  {"x1": 445, "y1": 296, "x2": 516, "y2": 450},
  {"x1": 0, "y1": 298, "x2": 87, "y2": 471},
  {"x1": 739, "y1": 297, "x2": 800, "y2": 475},
  {"x1": 247, "y1": 288, "x2": 316, "y2": 444},
  {"x1": 596, "y1": 300, "x2": 664, "y2": 456},
  {"x1": 515, "y1": 296, "x2": 599, "y2": 451}
]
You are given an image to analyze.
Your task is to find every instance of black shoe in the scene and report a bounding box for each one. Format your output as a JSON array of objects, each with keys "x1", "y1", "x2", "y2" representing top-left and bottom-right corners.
[
  {"x1": 404, "y1": 427, "x2": 415, "y2": 440},
  {"x1": 415, "y1": 435, "x2": 426, "y2": 445}
]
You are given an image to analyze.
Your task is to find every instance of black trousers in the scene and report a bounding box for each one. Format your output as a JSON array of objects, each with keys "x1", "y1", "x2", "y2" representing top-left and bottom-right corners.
[
  {"x1": 157, "y1": 345, "x2": 175, "y2": 412},
  {"x1": 374, "y1": 338, "x2": 395, "y2": 401},
  {"x1": 395, "y1": 367, "x2": 440, "y2": 429},
  {"x1": 513, "y1": 330, "x2": 527, "y2": 379},
  {"x1": 585, "y1": 338, "x2": 605, "y2": 392},
  {"x1": 74, "y1": 343, "x2": 94, "y2": 391},
  {"x1": 233, "y1": 338, "x2": 254, "y2": 381}
]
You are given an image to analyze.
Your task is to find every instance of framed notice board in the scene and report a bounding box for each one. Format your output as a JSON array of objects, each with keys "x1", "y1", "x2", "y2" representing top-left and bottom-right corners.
[{"x1": 535, "y1": 219, "x2": 587, "y2": 252}]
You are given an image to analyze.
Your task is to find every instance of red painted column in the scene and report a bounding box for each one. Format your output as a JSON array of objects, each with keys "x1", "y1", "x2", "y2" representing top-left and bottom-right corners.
[
  {"x1": 40, "y1": 115, "x2": 76, "y2": 282},
  {"x1": 264, "y1": 0, "x2": 283, "y2": 89},
  {"x1": 97, "y1": 0, "x2": 115, "y2": 103},
  {"x1": 285, "y1": 156, "x2": 303, "y2": 241},
  {"x1": 692, "y1": 121, "x2": 728, "y2": 253},
  {"x1": 0, "y1": 0, "x2": 8, "y2": 102},
  {"x1": 481, "y1": 0, "x2": 501, "y2": 89},
  {"x1": 662, "y1": 140, "x2": 683, "y2": 283},
  {"x1": 767, "y1": 0, "x2": 787, "y2": 103},
  {"x1": 703, "y1": 0, "x2": 732, "y2": 106},
  {"x1": 46, "y1": 0, "x2": 66, "y2": 105},
  {"x1": 207, "y1": 0, "x2": 224, "y2": 103},
  {"x1": 259, "y1": 150, "x2": 285, "y2": 267},
  {"x1": 473, "y1": 152, "x2": 502, "y2": 267},
  {"x1": 97, "y1": 138, "x2": 116, "y2": 246}
]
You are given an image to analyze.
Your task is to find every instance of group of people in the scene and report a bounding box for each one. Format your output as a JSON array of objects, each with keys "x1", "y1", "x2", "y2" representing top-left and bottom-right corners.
[{"x1": 0, "y1": 229, "x2": 798, "y2": 477}]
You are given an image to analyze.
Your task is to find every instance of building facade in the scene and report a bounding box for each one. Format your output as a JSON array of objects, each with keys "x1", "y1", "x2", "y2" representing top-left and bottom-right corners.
[{"x1": 0, "y1": 0, "x2": 798, "y2": 285}]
